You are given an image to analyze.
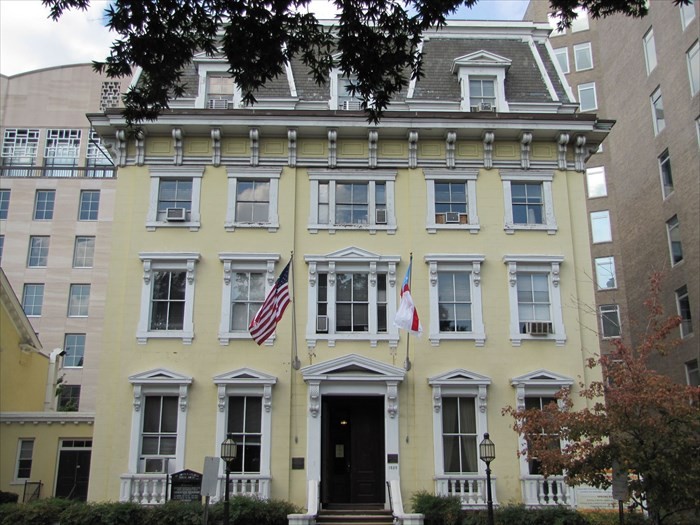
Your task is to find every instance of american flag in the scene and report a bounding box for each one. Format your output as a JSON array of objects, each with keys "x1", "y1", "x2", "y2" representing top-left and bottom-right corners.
[{"x1": 248, "y1": 261, "x2": 291, "y2": 345}]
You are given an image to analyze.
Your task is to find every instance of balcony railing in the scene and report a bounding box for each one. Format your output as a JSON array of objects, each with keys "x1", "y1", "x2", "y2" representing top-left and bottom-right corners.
[
  {"x1": 521, "y1": 475, "x2": 575, "y2": 507},
  {"x1": 219, "y1": 474, "x2": 271, "y2": 501},
  {"x1": 0, "y1": 166, "x2": 116, "y2": 178},
  {"x1": 435, "y1": 475, "x2": 498, "y2": 508}
]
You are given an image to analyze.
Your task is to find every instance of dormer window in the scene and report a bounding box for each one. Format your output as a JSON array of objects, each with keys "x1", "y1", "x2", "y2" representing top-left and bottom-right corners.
[
  {"x1": 193, "y1": 57, "x2": 242, "y2": 109},
  {"x1": 452, "y1": 51, "x2": 510, "y2": 113},
  {"x1": 330, "y1": 65, "x2": 363, "y2": 110},
  {"x1": 207, "y1": 74, "x2": 236, "y2": 109}
]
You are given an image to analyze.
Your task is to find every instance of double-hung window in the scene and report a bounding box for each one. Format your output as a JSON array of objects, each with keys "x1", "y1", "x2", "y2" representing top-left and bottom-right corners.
[
  {"x1": 305, "y1": 247, "x2": 399, "y2": 347},
  {"x1": 504, "y1": 255, "x2": 566, "y2": 346},
  {"x1": 676, "y1": 285, "x2": 693, "y2": 338},
  {"x1": 425, "y1": 169, "x2": 480, "y2": 233},
  {"x1": 553, "y1": 48, "x2": 569, "y2": 74},
  {"x1": 686, "y1": 360, "x2": 699, "y2": 387},
  {"x1": 227, "y1": 396, "x2": 262, "y2": 473},
  {"x1": 68, "y1": 284, "x2": 90, "y2": 317},
  {"x1": 129, "y1": 369, "x2": 192, "y2": 475},
  {"x1": 594, "y1": 256, "x2": 617, "y2": 290},
  {"x1": 585, "y1": 166, "x2": 607, "y2": 198},
  {"x1": 680, "y1": 2, "x2": 696, "y2": 29},
  {"x1": 225, "y1": 168, "x2": 281, "y2": 231},
  {"x1": 425, "y1": 255, "x2": 485, "y2": 346},
  {"x1": 22, "y1": 284, "x2": 44, "y2": 316},
  {"x1": 650, "y1": 87, "x2": 665, "y2": 135},
  {"x1": 57, "y1": 385, "x2": 81, "y2": 411},
  {"x1": 64, "y1": 334, "x2": 86, "y2": 367},
  {"x1": 44, "y1": 129, "x2": 81, "y2": 177},
  {"x1": 658, "y1": 149, "x2": 674, "y2": 198},
  {"x1": 206, "y1": 74, "x2": 238, "y2": 109},
  {"x1": 308, "y1": 170, "x2": 396, "y2": 234},
  {"x1": 79, "y1": 190, "x2": 100, "y2": 221},
  {"x1": 15, "y1": 439, "x2": 34, "y2": 481},
  {"x1": 501, "y1": 171, "x2": 557, "y2": 234},
  {"x1": 2, "y1": 128, "x2": 39, "y2": 175},
  {"x1": 573, "y1": 42, "x2": 593, "y2": 71},
  {"x1": 332, "y1": 73, "x2": 362, "y2": 110},
  {"x1": 666, "y1": 215, "x2": 684, "y2": 265},
  {"x1": 687, "y1": 40, "x2": 699, "y2": 96},
  {"x1": 147, "y1": 167, "x2": 203, "y2": 231},
  {"x1": 600, "y1": 304, "x2": 621, "y2": 339},
  {"x1": 453, "y1": 51, "x2": 510, "y2": 112},
  {"x1": 27, "y1": 236, "x2": 49, "y2": 267},
  {"x1": 34, "y1": 190, "x2": 55, "y2": 220},
  {"x1": 643, "y1": 29, "x2": 657, "y2": 75},
  {"x1": 577, "y1": 82, "x2": 597, "y2": 112},
  {"x1": 590, "y1": 211, "x2": 612, "y2": 243},
  {"x1": 73, "y1": 236, "x2": 95, "y2": 268},
  {"x1": 218, "y1": 253, "x2": 281, "y2": 344},
  {"x1": 137, "y1": 253, "x2": 200, "y2": 343},
  {"x1": 469, "y1": 78, "x2": 496, "y2": 110}
]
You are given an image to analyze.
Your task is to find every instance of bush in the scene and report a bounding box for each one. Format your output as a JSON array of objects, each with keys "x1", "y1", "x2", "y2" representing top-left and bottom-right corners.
[
  {"x1": 208, "y1": 496, "x2": 302, "y2": 525},
  {"x1": 0, "y1": 498, "x2": 79, "y2": 525},
  {"x1": 59, "y1": 501, "x2": 147, "y2": 525},
  {"x1": 144, "y1": 501, "x2": 204, "y2": 525},
  {"x1": 411, "y1": 491, "x2": 462, "y2": 525},
  {"x1": 0, "y1": 493, "x2": 18, "y2": 505}
]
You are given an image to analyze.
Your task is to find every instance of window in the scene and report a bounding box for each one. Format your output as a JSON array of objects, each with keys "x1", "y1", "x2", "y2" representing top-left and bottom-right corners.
[
  {"x1": 86, "y1": 130, "x2": 114, "y2": 177},
  {"x1": 57, "y1": 385, "x2": 81, "y2": 411},
  {"x1": 68, "y1": 284, "x2": 90, "y2": 317},
  {"x1": 600, "y1": 304, "x2": 621, "y2": 338},
  {"x1": 570, "y1": 8, "x2": 589, "y2": 32},
  {"x1": 0, "y1": 189, "x2": 9, "y2": 219},
  {"x1": 469, "y1": 77, "x2": 496, "y2": 109},
  {"x1": 44, "y1": 129, "x2": 81, "y2": 176},
  {"x1": 650, "y1": 87, "x2": 665, "y2": 135},
  {"x1": 573, "y1": 43, "x2": 593, "y2": 71},
  {"x1": 501, "y1": 171, "x2": 557, "y2": 234},
  {"x1": 0, "y1": 236, "x2": 3, "y2": 264},
  {"x1": 15, "y1": 439, "x2": 34, "y2": 480},
  {"x1": 137, "y1": 253, "x2": 200, "y2": 343},
  {"x1": 553, "y1": 48, "x2": 569, "y2": 74},
  {"x1": 666, "y1": 215, "x2": 684, "y2": 265},
  {"x1": 429, "y1": 370, "x2": 491, "y2": 480},
  {"x1": 63, "y1": 334, "x2": 85, "y2": 367},
  {"x1": 643, "y1": 28, "x2": 657, "y2": 75},
  {"x1": 206, "y1": 74, "x2": 239, "y2": 109},
  {"x1": 659, "y1": 149, "x2": 674, "y2": 198},
  {"x1": 425, "y1": 169, "x2": 480, "y2": 233},
  {"x1": 688, "y1": 40, "x2": 699, "y2": 96},
  {"x1": 214, "y1": 368, "x2": 276, "y2": 481},
  {"x1": 305, "y1": 247, "x2": 400, "y2": 347},
  {"x1": 676, "y1": 285, "x2": 693, "y2": 338},
  {"x1": 590, "y1": 211, "x2": 612, "y2": 243},
  {"x1": 147, "y1": 167, "x2": 203, "y2": 231},
  {"x1": 129, "y1": 368, "x2": 191, "y2": 474},
  {"x1": 547, "y1": 13, "x2": 566, "y2": 37},
  {"x1": 332, "y1": 74, "x2": 362, "y2": 110},
  {"x1": 2, "y1": 128, "x2": 39, "y2": 172},
  {"x1": 22, "y1": 284, "x2": 44, "y2": 316},
  {"x1": 218, "y1": 253, "x2": 281, "y2": 344},
  {"x1": 141, "y1": 396, "x2": 178, "y2": 473},
  {"x1": 27, "y1": 236, "x2": 50, "y2": 267},
  {"x1": 504, "y1": 255, "x2": 566, "y2": 346},
  {"x1": 225, "y1": 168, "x2": 281, "y2": 231},
  {"x1": 453, "y1": 51, "x2": 511, "y2": 112},
  {"x1": 586, "y1": 166, "x2": 607, "y2": 198},
  {"x1": 308, "y1": 170, "x2": 397, "y2": 234},
  {"x1": 577, "y1": 82, "x2": 597, "y2": 112},
  {"x1": 681, "y1": 1, "x2": 696, "y2": 29},
  {"x1": 425, "y1": 255, "x2": 485, "y2": 346},
  {"x1": 78, "y1": 190, "x2": 100, "y2": 221},
  {"x1": 594, "y1": 256, "x2": 617, "y2": 290},
  {"x1": 686, "y1": 359, "x2": 699, "y2": 387},
  {"x1": 523, "y1": 396, "x2": 560, "y2": 475},
  {"x1": 73, "y1": 236, "x2": 95, "y2": 268},
  {"x1": 34, "y1": 190, "x2": 56, "y2": 220}
]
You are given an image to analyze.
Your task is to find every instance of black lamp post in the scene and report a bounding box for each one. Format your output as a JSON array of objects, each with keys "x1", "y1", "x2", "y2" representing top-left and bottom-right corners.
[
  {"x1": 220, "y1": 433, "x2": 238, "y2": 525},
  {"x1": 479, "y1": 433, "x2": 496, "y2": 525}
]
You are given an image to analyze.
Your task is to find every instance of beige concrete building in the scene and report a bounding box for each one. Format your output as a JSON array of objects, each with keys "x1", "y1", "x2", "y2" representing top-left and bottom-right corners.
[
  {"x1": 0, "y1": 64, "x2": 131, "y2": 414},
  {"x1": 524, "y1": 0, "x2": 699, "y2": 386}
]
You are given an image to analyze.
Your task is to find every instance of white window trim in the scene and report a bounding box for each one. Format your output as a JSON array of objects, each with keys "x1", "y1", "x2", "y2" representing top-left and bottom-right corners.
[
  {"x1": 510, "y1": 369, "x2": 573, "y2": 477},
  {"x1": 590, "y1": 210, "x2": 612, "y2": 244},
  {"x1": 146, "y1": 166, "x2": 204, "y2": 231},
  {"x1": 553, "y1": 48, "x2": 569, "y2": 74},
  {"x1": 304, "y1": 246, "x2": 400, "y2": 348},
  {"x1": 687, "y1": 40, "x2": 699, "y2": 97},
  {"x1": 503, "y1": 255, "x2": 566, "y2": 347},
  {"x1": 137, "y1": 252, "x2": 200, "y2": 344},
  {"x1": 194, "y1": 61, "x2": 243, "y2": 109},
  {"x1": 573, "y1": 42, "x2": 593, "y2": 71},
  {"x1": 594, "y1": 256, "x2": 617, "y2": 290},
  {"x1": 67, "y1": 284, "x2": 90, "y2": 318},
  {"x1": 643, "y1": 28, "x2": 657, "y2": 75},
  {"x1": 680, "y1": 2, "x2": 696, "y2": 30},
  {"x1": 329, "y1": 68, "x2": 363, "y2": 110},
  {"x1": 428, "y1": 369, "x2": 491, "y2": 477},
  {"x1": 127, "y1": 369, "x2": 192, "y2": 477},
  {"x1": 650, "y1": 87, "x2": 665, "y2": 135},
  {"x1": 424, "y1": 254, "x2": 486, "y2": 347},
  {"x1": 13, "y1": 438, "x2": 34, "y2": 483},
  {"x1": 577, "y1": 82, "x2": 598, "y2": 112},
  {"x1": 424, "y1": 169, "x2": 480, "y2": 233},
  {"x1": 599, "y1": 304, "x2": 621, "y2": 339},
  {"x1": 213, "y1": 368, "x2": 277, "y2": 488},
  {"x1": 666, "y1": 216, "x2": 683, "y2": 267},
  {"x1": 307, "y1": 169, "x2": 397, "y2": 234},
  {"x1": 585, "y1": 166, "x2": 607, "y2": 198},
  {"x1": 225, "y1": 168, "x2": 281, "y2": 232},
  {"x1": 218, "y1": 253, "x2": 281, "y2": 345},
  {"x1": 500, "y1": 170, "x2": 557, "y2": 235},
  {"x1": 452, "y1": 51, "x2": 511, "y2": 113}
]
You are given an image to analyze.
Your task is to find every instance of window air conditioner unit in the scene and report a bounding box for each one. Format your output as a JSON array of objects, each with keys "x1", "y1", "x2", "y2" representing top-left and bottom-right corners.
[
  {"x1": 165, "y1": 207, "x2": 187, "y2": 221},
  {"x1": 375, "y1": 208, "x2": 387, "y2": 224},
  {"x1": 341, "y1": 100, "x2": 361, "y2": 111},
  {"x1": 445, "y1": 212, "x2": 460, "y2": 223},
  {"x1": 525, "y1": 321, "x2": 553, "y2": 336},
  {"x1": 208, "y1": 98, "x2": 230, "y2": 110},
  {"x1": 316, "y1": 315, "x2": 329, "y2": 333},
  {"x1": 480, "y1": 102, "x2": 495, "y2": 112},
  {"x1": 139, "y1": 458, "x2": 168, "y2": 473},
  {"x1": 470, "y1": 105, "x2": 480, "y2": 112}
]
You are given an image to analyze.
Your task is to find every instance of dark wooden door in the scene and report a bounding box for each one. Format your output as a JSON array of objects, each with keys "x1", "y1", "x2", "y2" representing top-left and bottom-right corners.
[
  {"x1": 322, "y1": 396, "x2": 385, "y2": 505},
  {"x1": 55, "y1": 450, "x2": 91, "y2": 501}
]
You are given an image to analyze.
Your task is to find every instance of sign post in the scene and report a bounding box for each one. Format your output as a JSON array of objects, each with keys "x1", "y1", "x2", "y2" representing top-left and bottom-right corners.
[
  {"x1": 612, "y1": 461, "x2": 629, "y2": 525},
  {"x1": 201, "y1": 457, "x2": 221, "y2": 525}
]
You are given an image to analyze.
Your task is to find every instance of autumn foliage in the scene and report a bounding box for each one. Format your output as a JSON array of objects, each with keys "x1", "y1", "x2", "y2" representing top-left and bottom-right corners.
[{"x1": 504, "y1": 274, "x2": 700, "y2": 524}]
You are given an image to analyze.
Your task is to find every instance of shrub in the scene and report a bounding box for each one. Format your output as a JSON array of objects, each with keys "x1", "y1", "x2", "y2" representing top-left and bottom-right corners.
[
  {"x1": 411, "y1": 491, "x2": 462, "y2": 525},
  {"x1": 0, "y1": 493, "x2": 18, "y2": 505},
  {"x1": 144, "y1": 501, "x2": 203, "y2": 525},
  {"x1": 59, "y1": 501, "x2": 147, "y2": 525},
  {"x1": 0, "y1": 498, "x2": 79, "y2": 525}
]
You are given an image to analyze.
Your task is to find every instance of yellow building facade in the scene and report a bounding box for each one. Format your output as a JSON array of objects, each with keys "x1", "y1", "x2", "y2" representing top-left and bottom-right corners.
[{"x1": 87, "y1": 22, "x2": 614, "y2": 515}]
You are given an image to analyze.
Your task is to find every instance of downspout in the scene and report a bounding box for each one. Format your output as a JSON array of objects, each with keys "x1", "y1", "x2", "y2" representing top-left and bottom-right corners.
[{"x1": 44, "y1": 348, "x2": 65, "y2": 411}]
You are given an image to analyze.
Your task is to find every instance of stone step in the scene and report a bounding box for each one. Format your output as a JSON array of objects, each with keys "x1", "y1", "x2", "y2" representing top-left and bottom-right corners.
[{"x1": 316, "y1": 507, "x2": 394, "y2": 525}]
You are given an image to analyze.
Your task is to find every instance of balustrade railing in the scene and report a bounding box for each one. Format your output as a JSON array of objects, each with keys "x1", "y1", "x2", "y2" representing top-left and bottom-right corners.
[
  {"x1": 521, "y1": 475, "x2": 575, "y2": 507},
  {"x1": 219, "y1": 475, "x2": 270, "y2": 500},
  {"x1": 435, "y1": 475, "x2": 498, "y2": 508},
  {"x1": 0, "y1": 166, "x2": 116, "y2": 178},
  {"x1": 120, "y1": 473, "x2": 168, "y2": 504}
]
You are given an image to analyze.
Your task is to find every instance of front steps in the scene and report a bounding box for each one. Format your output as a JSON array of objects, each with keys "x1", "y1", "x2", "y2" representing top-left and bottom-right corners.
[{"x1": 316, "y1": 505, "x2": 394, "y2": 525}]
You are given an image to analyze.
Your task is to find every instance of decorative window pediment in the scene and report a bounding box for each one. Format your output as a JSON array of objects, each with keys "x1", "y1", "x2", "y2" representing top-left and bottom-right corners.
[
  {"x1": 428, "y1": 369, "x2": 492, "y2": 387},
  {"x1": 511, "y1": 369, "x2": 573, "y2": 387},
  {"x1": 213, "y1": 368, "x2": 278, "y2": 386},
  {"x1": 451, "y1": 51, "x2": 512, "y2": 71},
  {"x1": 129, "y1": 368, "x2": 193, "y2": 386}
]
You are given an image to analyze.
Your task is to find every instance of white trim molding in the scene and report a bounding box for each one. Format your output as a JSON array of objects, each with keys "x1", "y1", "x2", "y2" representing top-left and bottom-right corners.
[
  {"x1": 424, "y1": 169, "x2": 480, "y2": 234},
  {"x1": 452, "y1": 50, "x2": 511, "y2": 113},
  {"x1": 500, "y1": 170, "x2": 557, "y2": 235},
  {"x1": 146, "y1": 166, "x2": 205, "y2": 231},
  {"x1": 224, "y1": 167, "x2": 282, "y2": 232}
]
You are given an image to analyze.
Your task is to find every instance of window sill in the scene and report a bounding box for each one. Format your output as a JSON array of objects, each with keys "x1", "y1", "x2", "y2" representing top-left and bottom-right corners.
[
  {"x1": 427, "y1": 224, "x2": 480, "y2": 234},
  {"x1": 225, "y1": 221, "x2": 279, "y2": 233},
  {"x1": 429, "y1": 333, "x2": 486, "y2": 347},
  {"x1": 146, "y1": 221, "x2": 200, "y2": 232},
  {"x1": 504, "y1": 223, "x2": 557, "y2": 235},
  {"x1": 511, "y1": 334, "x2": 566, "y2": 347},
  {"x1": 137, "y1": 330, "x2": 194, "y2": 345},
  {"x1": 218, "y1": 332, "x2": 275, "y2": 346},
  {"x1": 307, "y1": 333, "x2": 399, "y2": 349},
  {"x1": 308, "y1": 224, "x2": 397, "y2": 235}
]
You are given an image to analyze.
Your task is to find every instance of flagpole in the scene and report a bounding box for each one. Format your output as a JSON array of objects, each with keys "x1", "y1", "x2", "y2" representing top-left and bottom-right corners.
[
  {"x1": 290, "y1": 251, "x2": 301, "y2": 370},
  {"x1": 404, "y1": 253, "x2": 413, "y2": 371}
]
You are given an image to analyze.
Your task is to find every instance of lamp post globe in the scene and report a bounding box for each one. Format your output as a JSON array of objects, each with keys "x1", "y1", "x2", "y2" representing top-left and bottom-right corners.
[
  {"x1": 479, "y1": 433, "x2": 496, "y2": 525},
  {"x1": 220, "y1": 433, "x2": 238, "y2": 525}
]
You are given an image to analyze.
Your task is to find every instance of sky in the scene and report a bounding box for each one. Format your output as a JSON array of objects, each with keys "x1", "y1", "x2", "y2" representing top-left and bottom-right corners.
[{"x1": 0, "y1": 0, "x2": 530, "y2": 77}]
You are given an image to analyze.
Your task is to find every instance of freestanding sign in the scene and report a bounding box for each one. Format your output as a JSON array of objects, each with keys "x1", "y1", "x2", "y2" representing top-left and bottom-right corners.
[
  {"x1": 170, "y1": 469, "x2": 203, "y2": 502},
  {"x1": 201, "y1": 456, "x2": 220, "y2": 497}
]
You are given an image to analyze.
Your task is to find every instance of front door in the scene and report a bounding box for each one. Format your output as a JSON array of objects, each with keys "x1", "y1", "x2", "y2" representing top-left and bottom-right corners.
[
  {"x1": 321, "y1": 396, "x2": 385, "y2": 505},
  {"x1": 55, "y1": 449, "x2": 91, "y2": 501}
]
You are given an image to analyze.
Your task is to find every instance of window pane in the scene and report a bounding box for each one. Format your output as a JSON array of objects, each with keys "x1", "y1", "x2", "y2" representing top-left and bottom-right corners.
[
  {"x1": 578, "y1": 83, "x2": 597, "y2": 111},
  {"x1": 34, "y1": 190, "x2": 55, "y2": 220},
  {"x1": 79, "y1": 191, "x2": 100, "y2": 221},
  {"x1": 244, "y1": 398, "x2": 262, "y2": 433},
  {"x1": 595, "y1": 257, "x2": 616, "y2": 289},
  {"x1": 590, "y1": 211, "x2": 612, "y2": 243},
  {"x1": 143, "y1": 397, "x2": 162, "y2": 432},
  {"x1": 586, "y1": 167, "x2": 607, "y2": 198}
]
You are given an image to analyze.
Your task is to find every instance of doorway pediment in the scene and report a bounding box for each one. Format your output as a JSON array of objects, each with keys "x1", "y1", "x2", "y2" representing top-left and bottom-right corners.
[{"x1": 302, "y1": 354, "x2": 406, "y2": 382}]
